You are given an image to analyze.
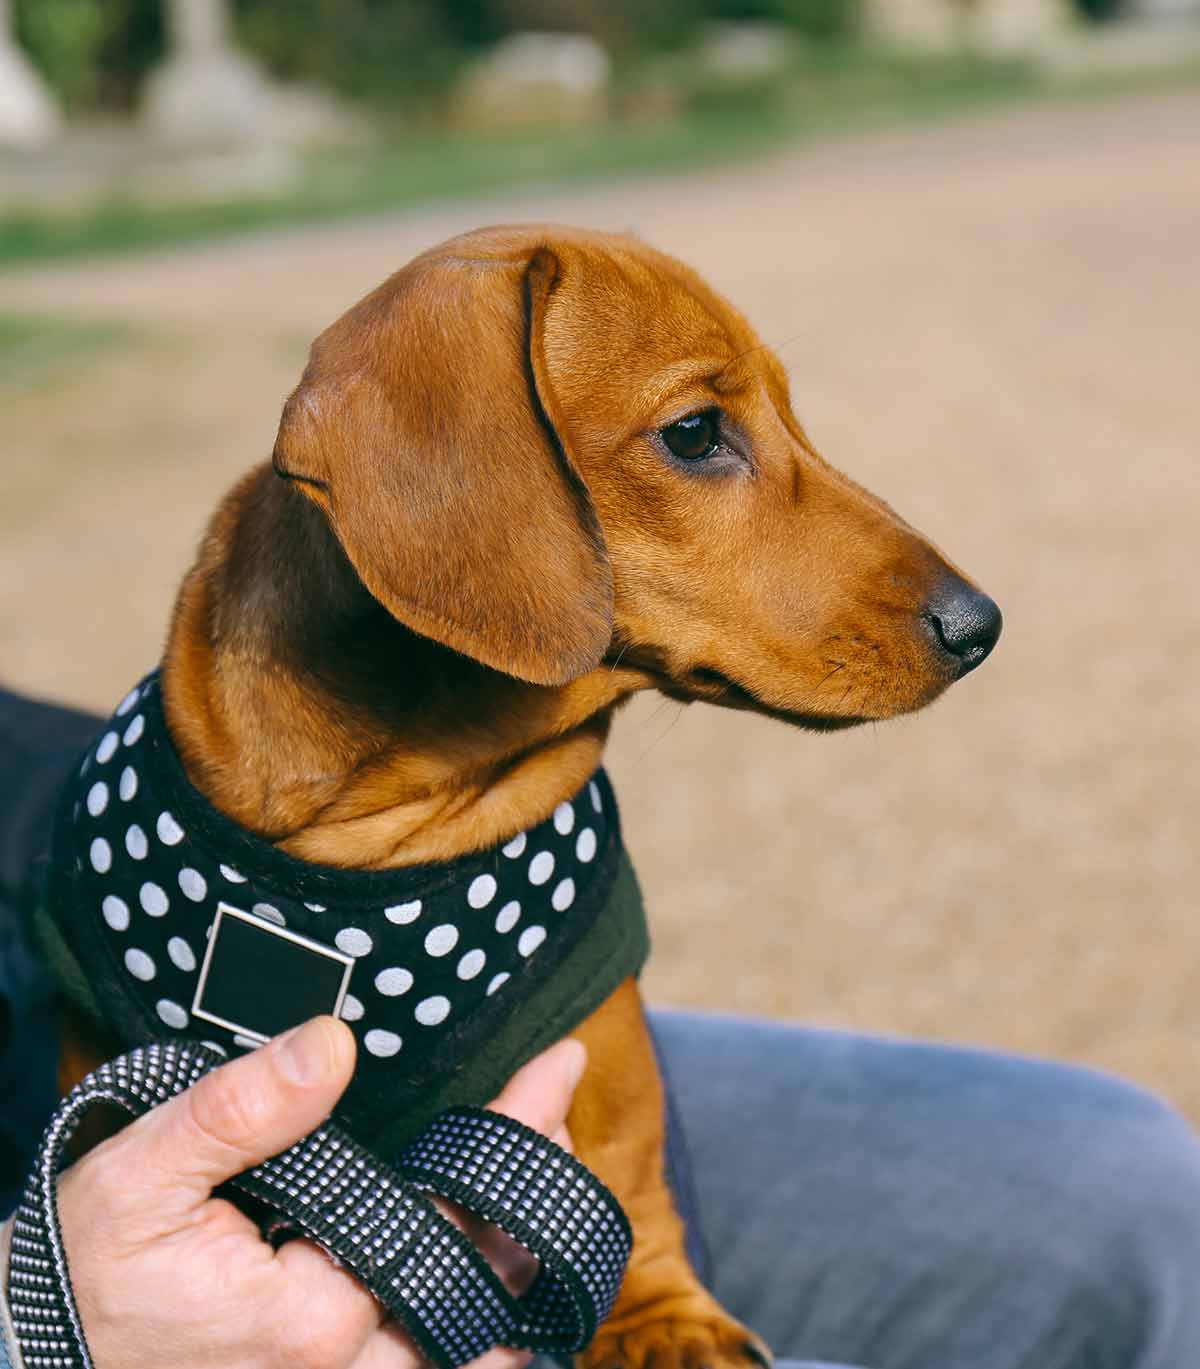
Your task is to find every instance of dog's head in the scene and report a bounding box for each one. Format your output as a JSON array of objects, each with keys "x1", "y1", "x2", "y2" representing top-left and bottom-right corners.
[{"x1": 273, "y1": 224, "x2": 999, "y2": 730}]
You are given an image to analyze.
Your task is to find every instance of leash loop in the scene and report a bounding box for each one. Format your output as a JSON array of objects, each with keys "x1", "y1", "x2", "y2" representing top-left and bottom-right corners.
[{"x1": 6, "y1": 1040, "x2": 631, "y2": 1369}]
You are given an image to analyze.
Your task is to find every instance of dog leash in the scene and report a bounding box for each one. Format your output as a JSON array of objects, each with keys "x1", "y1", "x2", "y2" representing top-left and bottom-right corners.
[{"x1": 6, "y1": 1040, "x2": 631, "y2": 1369}]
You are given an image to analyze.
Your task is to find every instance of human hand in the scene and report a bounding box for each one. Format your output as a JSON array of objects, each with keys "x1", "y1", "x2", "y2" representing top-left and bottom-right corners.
[{"x1": 56, "y1": 1017, "x2": 587, "y2": 1369}]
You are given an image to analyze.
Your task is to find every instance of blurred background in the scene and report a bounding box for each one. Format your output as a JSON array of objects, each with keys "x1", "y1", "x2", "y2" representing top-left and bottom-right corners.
[{"x1": 2, "y1": 1, "x2": 1199, "y2": 1119}]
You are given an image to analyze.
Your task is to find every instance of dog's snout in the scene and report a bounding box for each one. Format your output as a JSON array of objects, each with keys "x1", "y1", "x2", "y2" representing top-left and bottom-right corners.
[{"x1": 923, "y1": 578, "x2": 1002, "y2": 677}]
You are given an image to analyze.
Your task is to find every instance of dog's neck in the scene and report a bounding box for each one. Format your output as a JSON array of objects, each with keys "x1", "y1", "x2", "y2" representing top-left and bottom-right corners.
[{"x1": 162, "y1": 466, "x2": 647, "y2": 868}]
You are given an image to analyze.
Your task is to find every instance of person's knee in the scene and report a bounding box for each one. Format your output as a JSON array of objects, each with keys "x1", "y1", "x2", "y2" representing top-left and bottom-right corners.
[{"x1": 1022, "y1": 1068, "x2": 1200, "y2": 1361}]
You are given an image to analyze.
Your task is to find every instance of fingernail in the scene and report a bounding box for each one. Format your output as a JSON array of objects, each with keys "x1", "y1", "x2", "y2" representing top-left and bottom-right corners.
[
  {"x1": 275, "y1": 1017, "x2": 333, "y2": 1086},
  {"x1": 562, "y1": 1038, "x2": 588, "y2": 1091}
]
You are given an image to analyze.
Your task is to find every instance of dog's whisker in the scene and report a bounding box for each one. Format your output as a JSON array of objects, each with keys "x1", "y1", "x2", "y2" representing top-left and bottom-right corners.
[{"x1": 631, "y1": 703, "x2": 686, "y2": 768}]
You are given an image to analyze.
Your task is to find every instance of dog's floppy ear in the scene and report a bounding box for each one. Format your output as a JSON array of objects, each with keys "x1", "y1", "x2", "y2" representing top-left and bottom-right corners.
[{"x1": 272, "y1": 245, "x2": 613, "y2": 687}]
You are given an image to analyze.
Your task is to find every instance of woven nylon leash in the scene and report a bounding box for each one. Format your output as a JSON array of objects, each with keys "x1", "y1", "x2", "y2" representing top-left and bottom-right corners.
[{"x1": 7, "y1": 1040, "x2": 632, "y2": 1369}]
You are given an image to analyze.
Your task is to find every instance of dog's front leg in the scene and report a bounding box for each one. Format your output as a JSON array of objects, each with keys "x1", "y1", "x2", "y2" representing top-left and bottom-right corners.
[{"x1": 569, "y1": 978, "x2": 771, "y2": 1369}]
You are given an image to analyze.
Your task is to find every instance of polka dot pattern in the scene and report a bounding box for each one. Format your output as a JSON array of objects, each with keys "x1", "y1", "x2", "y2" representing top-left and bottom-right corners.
[
  {"x1": 528, "y1": 850, "x2": 555, "y2": 886},
  {"x1": 101, "y1": 895, "x2": 129, "y2": 931},
  {"x1": 375, "y1": 967, "x2": 414, "y2": 997},
  {"x1": 365, "y1": 1029, "x2": 402, "y2": 1058},
  {"x1": 336, "y1": 928, "x2": 373, "y2": 958},
  {"x1": 167, "y1": 936, "x2": 196, "y2": 972},
  {"x1": 156, "y1": 998, "x2": 188, "y2": 1028},
  {"x1": 495, "y1": 901, "x2": 521, "y2": 934},
  {"x1": 467, "y1": 874, "x2": 496, "y2": 909},
  {"x1": 424, "y1": 924, "x2": 459, "y2": 958},
  {"x1": 415, "y1": 995, "x2": 451, "y2": 1026},
  {"x1": 58, "y1": 674, "x2": 624, "y2": 1129},
  {"x1": 156, "y1": 811, "x2": 184, "y2": 846}
]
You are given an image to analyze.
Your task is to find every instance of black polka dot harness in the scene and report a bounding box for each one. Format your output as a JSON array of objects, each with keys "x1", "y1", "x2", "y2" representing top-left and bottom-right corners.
[{"x1": 22, "y1": 673, "x2": 648, "y2": 1366}]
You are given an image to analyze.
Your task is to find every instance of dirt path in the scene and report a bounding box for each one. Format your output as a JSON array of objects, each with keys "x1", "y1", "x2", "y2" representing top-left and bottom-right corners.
[{"x1": 4, "y1": 88, "x2": 1199, "y2": 1118}]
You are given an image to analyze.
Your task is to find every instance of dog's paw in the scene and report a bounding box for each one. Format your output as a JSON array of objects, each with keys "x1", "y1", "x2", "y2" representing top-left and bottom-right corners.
[{"x1": 579, "y1": 1295, "x2": 771, "y2": 1369}]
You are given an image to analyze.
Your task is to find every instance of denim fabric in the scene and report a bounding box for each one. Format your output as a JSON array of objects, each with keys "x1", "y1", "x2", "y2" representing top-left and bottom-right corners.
[{"x1": 647, "y1": 1011, "x2": 1200, "y2": 1369}]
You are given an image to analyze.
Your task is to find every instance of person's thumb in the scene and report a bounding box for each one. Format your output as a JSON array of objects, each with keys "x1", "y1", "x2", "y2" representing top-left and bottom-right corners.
[
  {"x1": 97, "y1": 1015, "x2": 356, "y2": 1228},
  {"x1": 486, "y1": 1037, "x2": 587, "y2": 1144}
]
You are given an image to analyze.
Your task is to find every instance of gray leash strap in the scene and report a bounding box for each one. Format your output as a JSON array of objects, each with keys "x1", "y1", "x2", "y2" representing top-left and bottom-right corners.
[{"x1": 6, "y1": 1040, "x2": 631, "y2": 1369}]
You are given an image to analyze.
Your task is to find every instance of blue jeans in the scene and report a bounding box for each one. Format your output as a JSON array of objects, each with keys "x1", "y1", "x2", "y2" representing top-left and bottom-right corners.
[{"x1": 644, "y1": 1012, "x2": 1200, "y2": 1369}]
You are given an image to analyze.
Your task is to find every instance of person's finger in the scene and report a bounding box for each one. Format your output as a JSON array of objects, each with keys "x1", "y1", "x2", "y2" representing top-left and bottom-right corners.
[
  {"x1": 349, "y1": 1316, "x2": 532, "y2": 1369},
  {"x1": 272, "y1": 1236, "x2": 389, "y2": 1360},
  {"x1": 486, "y1": 1038, "x2": 587, "y2": 1138},
  {"x1": 95, "y1": 1016, "x2": 356, "y2": 1226}
]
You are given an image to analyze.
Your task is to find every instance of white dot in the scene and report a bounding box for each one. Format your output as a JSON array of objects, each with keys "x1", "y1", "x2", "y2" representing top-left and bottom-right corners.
[
  {"x1": 101, "y1": 895, "x2": 129, "y2": 931},
  {"x1": 365, "y1": 1029, "x2": 402, "y2": 1057},
  {"x1": 140, "y1": 882, "x2": 169, "y2": 917},
  {"x1": 86, "y1": 782, "x2": 108, "y2": 817},
  {"x1": 467, "y1": 874, "x2": 497, "y2": 909},
  {"x1": 424, "y1": 924, "x2": 459, "y2": 957},
  {"x1": 340, "y1": 994, "x2": 364, "y2": 1022},
  {"x1": 553, "y1": 801, "x2": 575, "y2": 835},
  {"x1": 303, "y1": 901, "x2": 326, "y2": 912},
  {"x1": 518, "y1": 925, "x2": 547, "y2": 957},
  {"x1": 124, "y1": 948, "x2": 155, "y2": 981},
  {"x1": 528, "y1": 850, "x2": 555, "y2": 886},
  {"x1": 115, "y1": 687, "x2": 140, "y2": 717},
  {"x1": 178, "y1": 868, "x2": 207, "y2": 902},
  {"x1": 457, "y1": 949, "x2": 487, "y2": 980},
  {"x1": 385, "y1": 900, "x2": 421, "y2": 924},
  {"x1": 486, "y1": 972, "x2": 510, "y2": 996},
  {"x1": 156, "y1": 999, "x2": 188, "y2": 1029},
  {"x1": 495, "y1": 900, "x2": 521, "y2": 933},
  {"x1": 89, "y1": 838, "x2": 112, "y2": 873},
  {"x1": 415, "y1": 995, "x2": 450, "y2": 1026},
  {"x1": 252, "y1": 902, "x2": 285, "y2": 926},
  {"x1": 502, "y1": 831, "x2": 527, "y2": 858},
  {"x1": 552, "y1": 878, "x2": 576, "y2": 912},
  {"x1": 167, "y1": 936, "x2": 196, "y2": 972},
  {"x1": 156, "y1": 811, "x2": 184, "y2": 846},
  {"x1": 122, "y1": 714, "x2": 145, "y2": 746},
  {"x1": 589, "y1": 779, "x2": 602, "y2": 812},
  {"x1": 125, "y1": 824, "x2": 148, "y2": 861},
  {"x1": 95, "y1": 732, "x2": 119, "y2": 764},
  {"x1": 335, "y1": 927, "x2": 372, "y2": 958},
  {"x1": 118, "y1": 766, "x2": 138, "y2": 801},
  {"x1": 576, "y1": 827, "x2": 597, "y2": 863},
  {"x1": 219, "y1": 863, "x2": 246, "y2": 883},
  {"x1": 375, "y1": 967, "x2": 414, "y2": 997}
]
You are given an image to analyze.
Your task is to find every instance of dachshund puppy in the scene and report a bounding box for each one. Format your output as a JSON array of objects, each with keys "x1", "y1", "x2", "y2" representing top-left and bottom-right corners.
[{"x1": 58, "y1": 224, "x2": 1000, "y2": 1369}]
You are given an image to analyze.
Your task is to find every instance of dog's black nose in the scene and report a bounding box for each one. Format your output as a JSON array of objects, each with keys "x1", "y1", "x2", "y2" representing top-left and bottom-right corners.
[{"x1": 923, "y1": 578, "x2": 1002, "y2": 676}]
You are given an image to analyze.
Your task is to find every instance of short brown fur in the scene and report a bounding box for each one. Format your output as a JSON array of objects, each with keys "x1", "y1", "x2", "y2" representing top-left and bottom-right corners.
[{"x1": 60, "y1": 225, "x2": 992, "y2": 1369}]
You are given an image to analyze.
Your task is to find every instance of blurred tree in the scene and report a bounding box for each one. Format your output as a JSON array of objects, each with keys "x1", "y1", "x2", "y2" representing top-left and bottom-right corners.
[
  {"x1": 11, "y1": 0, "x2": 861, "y2": 117},
  {"x1": 14, "y1": 0, "x2": 163, "y2": 111},
  {"x1": 13, "y1": 0, "x2": 105, "y2": 111}
]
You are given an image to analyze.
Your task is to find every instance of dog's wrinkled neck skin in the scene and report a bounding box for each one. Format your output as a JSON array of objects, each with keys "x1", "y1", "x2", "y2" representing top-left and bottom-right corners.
[{"x1": 163, "y1": 466, "x2": 647, "y2": 868}]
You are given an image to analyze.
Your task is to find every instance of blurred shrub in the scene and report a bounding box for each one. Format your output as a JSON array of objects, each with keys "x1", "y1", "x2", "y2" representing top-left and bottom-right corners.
[
  {"x1": 14, "y1": 0, "x2": 163, "y2": 111},
  {"x1": 13, "y1": 0, "x2": 859, "y2": 117},
  {"x1": 234, "y1": 0, "x2": 465, "y2": 108},
  {"x1": 14, "y1": 0, "x2": 106, "y2": 111}
]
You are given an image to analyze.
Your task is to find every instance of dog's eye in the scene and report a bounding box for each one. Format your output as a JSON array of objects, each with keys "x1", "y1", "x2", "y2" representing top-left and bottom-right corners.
[{"x1": 661, "y1": 412, "x2": 719, "y2": 462}]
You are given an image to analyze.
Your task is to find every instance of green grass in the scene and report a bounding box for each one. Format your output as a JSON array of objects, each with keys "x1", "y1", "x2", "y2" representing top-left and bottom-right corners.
[
  {"x1": 0, "y1": 49, "x2": 1048, "y2": 268},
  {"x1": 0, "y1": 311, "x2": 131, "y2": 383}
]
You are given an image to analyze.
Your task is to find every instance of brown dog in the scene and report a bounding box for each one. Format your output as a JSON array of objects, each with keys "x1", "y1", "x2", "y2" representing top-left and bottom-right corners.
[{"x1": 59, "y1": 224, "x2": 1000, "y2": 1369}]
